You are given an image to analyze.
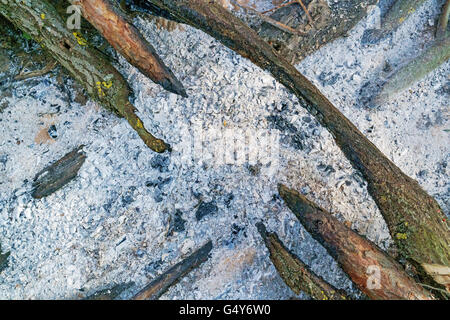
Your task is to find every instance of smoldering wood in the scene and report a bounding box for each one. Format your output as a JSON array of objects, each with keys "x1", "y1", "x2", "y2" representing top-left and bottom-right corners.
[
  {"x1": 256, "y1": 222, "x2": 349, "y2": 300},
  {"x1": 31, "y1": 146, "x2": 87, "y2": 199},
  {"x1": 0, "y1": 0, "x2": 169, "y2": 153},
  {"x1": 132, "y1": 240, "x2": 213, "y2": 300},
  {"x1": 278, "y1": 184, "x2": 435, "y2": 300},
  {"x1": 69, "y1": 0, "x2": 187, "y2": 97},
  {"x1": 145, "y1": 0, "x2": 450, "y2": 291}
]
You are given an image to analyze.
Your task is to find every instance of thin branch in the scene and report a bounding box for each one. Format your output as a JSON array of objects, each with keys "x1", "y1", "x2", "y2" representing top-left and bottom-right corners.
[
  {"x1": 261, "y1": 1, "x2": 297, "y2": 14},
  {"x1": 297, "y1": 0, "x2": 314, "y2": 27},
  {"x1": 14, "y1": 60, "x2": 58, "y2": 81},
  {"x1": 133, "y1": 241, "x2": 212, "y2": 300}
]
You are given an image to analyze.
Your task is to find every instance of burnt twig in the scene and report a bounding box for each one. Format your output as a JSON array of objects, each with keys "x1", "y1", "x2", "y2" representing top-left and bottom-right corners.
[
  {"x1": 133, "y1": 240, "x2": 213, "y2": 300},
  {"x1": 32, "y1": 146, "x2": 87, "y2": 199}
]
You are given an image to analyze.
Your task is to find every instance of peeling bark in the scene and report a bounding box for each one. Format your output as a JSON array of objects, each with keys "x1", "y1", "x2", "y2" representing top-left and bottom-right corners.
[
  {"x1": 0, "y1": 0, "x2": 169, "y2": 153},
  {"x1": 278, "y1": 184, "x2": 435, "y2": 300},
  {"x1": 256, "y1": 222, "x2": 349, "y2": 300},
  {"x1": 146, "y1": 0, "x2": 450, "y2": 290}
]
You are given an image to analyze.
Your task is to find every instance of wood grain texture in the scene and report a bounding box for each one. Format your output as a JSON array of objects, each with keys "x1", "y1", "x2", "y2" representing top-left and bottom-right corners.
[
  {"x1": 278, "y1": 184, "x2": 435, "y2": 300},
  {"x1": 257, "y1": 222, "x2": 349, "y2": 300},
  {"x1": 70, "y1": 0, "x2": 187, "y2": 96}
]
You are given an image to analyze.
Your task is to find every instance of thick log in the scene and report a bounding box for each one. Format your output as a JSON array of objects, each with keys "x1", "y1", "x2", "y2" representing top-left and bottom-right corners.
[
  {"x1": 32, "y1": 146, "x2": 87, "y2": 199},
  {"x1": 0, "y1": 0, "x2": 169, "y2": 153},
  {"x1": 146, "y1": 0, "x2": 450, "y2": 289},
  {"x1": 256, "y1": 222, "x2": 349, "y2": 300},
  {"x1": 69, "y1": 0, "x2": 187, "y2": 97},
  {"x1": 133, "y1": 240, "x2": 212, "y2": 300},
  {"x1": 362, "y1": 0, "x2": 427, "y2": 44},
  {"x1": 278, "y1": 184, "x2": 435, "y2": 300}
]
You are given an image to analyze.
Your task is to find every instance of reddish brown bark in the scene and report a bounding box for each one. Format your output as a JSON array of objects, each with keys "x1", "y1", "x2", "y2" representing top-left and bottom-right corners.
[
  {"x1": 71, "y1": 0, "x2": 187, "y2": 97},
  {"x1": 278, "y1": 184, "x2": 434, "y2": 300}
]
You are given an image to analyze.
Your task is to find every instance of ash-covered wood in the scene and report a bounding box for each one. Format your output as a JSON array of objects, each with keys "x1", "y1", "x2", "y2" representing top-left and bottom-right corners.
[
  {"x1": 0, "y1": 244, "x2": 9, "y2": 274},
  {"x1": 362, "y1": 0, "x2": 427, "y2": 44},
  {"x1": 278, "y1": 184, "x2": 434, "y2": 300},
  {"x1": 32, "y1": 146, "x2": 87, "y2": 199},
  {"x1": 257, "y1": 0, "x2": 378, "y2": 64},
  {"x1": 257, "y1": 222, "x2": 349, "y2": 300},
  {"x1": 133, "y1": 240, "x2": 213, "y2": 300},
  {"x1": 145, "y1": 0, "x2": 450, "y2": 292},
  {"x1": 0, "y1": 0, "x2": 169, "y2": 153}
]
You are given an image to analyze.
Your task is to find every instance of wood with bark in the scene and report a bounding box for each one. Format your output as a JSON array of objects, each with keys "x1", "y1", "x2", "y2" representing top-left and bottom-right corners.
[
  {"x1": 132, "y1": 240, "x2": 212, "y2": 300},
  {"x1": 437, "y1": 0, "x2": 450, "y2": 40},
  {"x1": 373, "y1": 30, "x2": 449, "y2": 104},
  {"x1": 145, "y1": 0, "x2": 450, "y2": 290},
  {"x1": 373, "y1": 1, "x2": 450, "y2": 104},
  {"x1": 278, "y1": 184, "x2": 435, "y2": 300},
  {"x1": 256, "y1": 222, "x2": 349, "y2": 300},
  {"x1": 257, "y1": 0, "x2": 378, "y2": 64},
  {"x1": 0, "y1": 0, "x2": 169, "y2": 153},
  {"x1": 32, "y1": 146, "x2": 87, "y2": 199},
  {"x1": 69, "y1": 0, "x2": 187, "y2": 97}
]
